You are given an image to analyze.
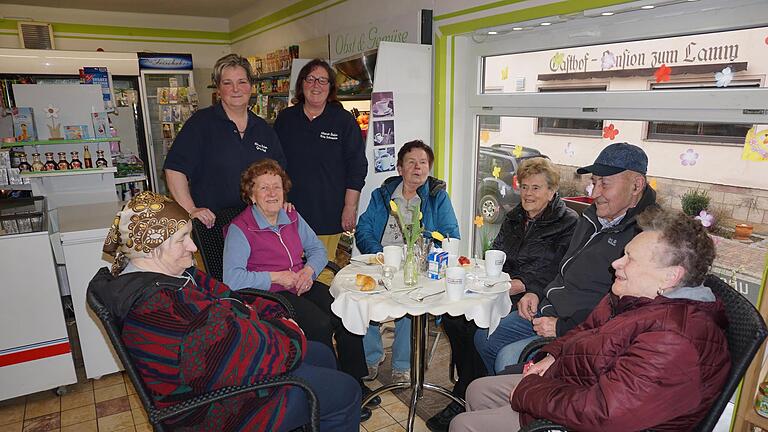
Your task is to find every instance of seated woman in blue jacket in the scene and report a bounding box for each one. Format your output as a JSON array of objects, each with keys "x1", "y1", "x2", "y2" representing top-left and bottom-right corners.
[{"x1": 355, "y1": 140, "x2": 460, "y2": 383}]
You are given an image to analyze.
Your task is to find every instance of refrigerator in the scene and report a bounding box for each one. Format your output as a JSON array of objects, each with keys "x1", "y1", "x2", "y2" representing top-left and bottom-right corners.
[{"x1": 137, "y1": 53, "x2": 198, "y2": 195}]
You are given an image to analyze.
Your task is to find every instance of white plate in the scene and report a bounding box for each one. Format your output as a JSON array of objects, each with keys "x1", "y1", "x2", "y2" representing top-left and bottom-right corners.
[
  {"x1": 372, "y1": 105, "x2": 393, "y2": 116},
  {"x1": 350, "y1": 254, "x2": 383, "y2": 266},
  {"x1": 336, "y1": 274, "x2": 387, "y2": 294},
  {"x1": 466, "y1": 274, "x2": 512, "y2": 295}
]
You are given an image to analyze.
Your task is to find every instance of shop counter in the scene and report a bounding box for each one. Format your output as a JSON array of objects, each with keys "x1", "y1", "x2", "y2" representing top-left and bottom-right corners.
[{"x1": 0, "y1": 198, "x2": 77, "y2": 401}]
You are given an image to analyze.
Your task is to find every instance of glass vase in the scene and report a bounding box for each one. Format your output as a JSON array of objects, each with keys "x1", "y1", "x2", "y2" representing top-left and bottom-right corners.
[{"x1": 403, "y1": 243, "x2": 419, "y2": 286}]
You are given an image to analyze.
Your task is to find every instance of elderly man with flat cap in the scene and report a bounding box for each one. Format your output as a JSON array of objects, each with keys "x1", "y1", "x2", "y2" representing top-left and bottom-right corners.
[{"x1": 473, "y1": 142, "x2": 658, "y2": 374}]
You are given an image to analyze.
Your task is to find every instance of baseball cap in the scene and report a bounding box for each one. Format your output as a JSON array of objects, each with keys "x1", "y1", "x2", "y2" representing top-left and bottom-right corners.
[{"x1": 577, "y1": 142, "x2": 648, "y2": 176}]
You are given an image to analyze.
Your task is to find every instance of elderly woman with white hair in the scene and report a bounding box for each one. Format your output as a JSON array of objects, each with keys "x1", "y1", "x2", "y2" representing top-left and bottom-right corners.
[
  {"x1": 449, "y1": 208, "x2": 730, "y2": 432},
  {"x1": 88, "y1": 191, "x2": 361, "y2": 432}
]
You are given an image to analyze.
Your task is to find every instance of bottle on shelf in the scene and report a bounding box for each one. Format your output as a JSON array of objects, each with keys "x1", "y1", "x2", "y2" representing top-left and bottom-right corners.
[
  {"x1": 83, "y1": 145, "x2": 93, "y2": 168},
  {"x1": 756, "y1": 377, "x2": 768, "y2": 418},
  {"x1": 70, "y1": 151, "x2": 83, "y2": 169},
  {"x1": 57, "y1": 152, "x2": 71, "y2": 170},
  {"x1": 17, "y1": 154, "x2": 31, "y2": 172},
  {"x1": 30, "y1": 153, "x2": 44, "y2": 172},
  {"x1": 43, "y1": 152, "x2": 58, "y2": 171},
  {"x1": 95, "y1": 150, "x2": 109, "y2": 168}
]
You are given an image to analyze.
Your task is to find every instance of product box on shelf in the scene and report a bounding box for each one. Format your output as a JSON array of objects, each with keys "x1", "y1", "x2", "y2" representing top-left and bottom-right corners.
[
  {"x1": 11, "y1": 107, "x2": 38, "y2": 142},
  {"x1": 91, "y1": 112, "x2": 110, "y2": 138},
  {"x1": 64, "y1": 125, "x2": 91, "y2": 140},
  {"x1": 427, "y1": 250, "x2": 449, "y2": 280}
]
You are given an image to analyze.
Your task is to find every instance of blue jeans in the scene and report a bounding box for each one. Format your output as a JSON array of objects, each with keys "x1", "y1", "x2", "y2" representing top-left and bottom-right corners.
[
  {"x1": 363, "y1": 316, "x2": 411, "y2": 372},
  {"x1": 474, "y1": 312, "x2": 540, "y2": 374},
  {"x1": 280, "y1": 341, "x2": 361, "y2": 432}
]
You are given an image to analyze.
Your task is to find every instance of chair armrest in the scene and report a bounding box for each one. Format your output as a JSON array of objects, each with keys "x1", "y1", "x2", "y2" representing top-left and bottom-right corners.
[
  {"x1": 153, "y1": 375, "x2": 319, "y2": 432},
  {"x1": 325, "y1": 260, "x2": 341, "y2": 275},
  {"x1": 517, "y1": 337, "x2": 555, "y2": 363},
  {"x1": 236, "y1": 288, "x2": 296, "y2": 318},
  {"x1": 518, "y1": 419, "x2": 568, "y2": 432}
]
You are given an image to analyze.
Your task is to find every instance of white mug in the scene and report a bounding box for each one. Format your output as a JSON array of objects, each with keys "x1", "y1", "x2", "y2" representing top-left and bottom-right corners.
[
  {"x1": 442, "y1": 238, "x2": 460, "y2": 256},
  {"x1": 445, "y1": 266, "x2": 467, "y2": 301},
  {"x1": 484, "y1": 249, "x2": 507, "y2": 277},
  {"x1": 383, "y1": 245, "x2": 403, "y2": 269}
]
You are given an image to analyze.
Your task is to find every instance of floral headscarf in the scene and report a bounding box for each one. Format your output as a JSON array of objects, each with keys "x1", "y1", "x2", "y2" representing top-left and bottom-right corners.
[{"x1": 103, "y1": 191, "x2": 190, "y2": 275}]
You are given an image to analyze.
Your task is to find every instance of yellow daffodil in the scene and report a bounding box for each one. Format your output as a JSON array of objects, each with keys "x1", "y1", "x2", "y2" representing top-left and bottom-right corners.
[
  {"x1": 513, "y1": 145, "x2": 523, "y2": 158},
  {"x1": 431, "y1": 231, "x2": 445, "y2": 242},
  {"x1": 492, "y1": 166, "x2": 501, "y2": 179},
  {"x1": 390, "y1": 200, "x2": 398, "y2": 213},
  {"x1": 474, "y1": 215, "x2": 484, "y2": 228}
]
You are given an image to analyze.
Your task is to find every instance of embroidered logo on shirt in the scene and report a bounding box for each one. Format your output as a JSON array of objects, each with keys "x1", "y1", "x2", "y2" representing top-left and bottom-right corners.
[
  {"x1": 319, "y1": 131, "x2": 339, "y2": 140},
  {"x1": 253, "y1": 142, "x2": 268, "y2": 152},
  {"x1": 607, "y1": 237, "x2": 617, "y2": 246}
]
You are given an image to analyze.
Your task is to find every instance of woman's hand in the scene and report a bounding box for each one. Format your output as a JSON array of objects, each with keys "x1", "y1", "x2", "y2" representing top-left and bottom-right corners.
[
  {"x1": 341, "y1": 204, "x2": 357, "y2": 232},
  {"x1": 523, "y1": 354, "x2": 555, "y2": 377},
  {"x1": 295, "y1": 266, "x2": 315, "y2": 295},
  {"x1": 283, "y1": 202, "x2": 295, "y2": 213},
  {"x1": 190, "y1": 207, "x2": 216, "y2": 229},
  {"x1": 509, "y1": 279, "x2": 526, "y2": 296},
  {"x1": 532, "y1": 316, "x2": 558, "y2": 337},
  {"x1": 270, "y1": 271, "x2": 298, "y2": 288},
  {"x1": 517, "y1": 293, "x2": 539, "y2": 321}
]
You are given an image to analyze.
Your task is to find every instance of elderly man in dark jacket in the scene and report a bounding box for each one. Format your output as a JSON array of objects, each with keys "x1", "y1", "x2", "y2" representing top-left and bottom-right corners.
[{"x1": 475, "y1": 142, "x2": 658, "y2": 376}]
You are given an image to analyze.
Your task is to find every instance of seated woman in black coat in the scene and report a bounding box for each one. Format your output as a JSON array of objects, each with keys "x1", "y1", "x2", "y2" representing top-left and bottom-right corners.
[{"x1": 474, "y1": 157, "x2": 579, "y2": 373}]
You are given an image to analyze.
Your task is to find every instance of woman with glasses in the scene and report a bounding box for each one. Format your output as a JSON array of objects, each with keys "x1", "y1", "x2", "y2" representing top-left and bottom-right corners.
[
  {"x1": 274, "y1": 59, "x2": 368, "y2": 287},
  {"x1": 164, "y1": 54, "x2": 286, "y2": 229}
]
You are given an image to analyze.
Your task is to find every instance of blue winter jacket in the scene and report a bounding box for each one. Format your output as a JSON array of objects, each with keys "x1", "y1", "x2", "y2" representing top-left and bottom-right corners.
[{"x1": 356, "y1": 176, "x2": 460, "y2": 254}]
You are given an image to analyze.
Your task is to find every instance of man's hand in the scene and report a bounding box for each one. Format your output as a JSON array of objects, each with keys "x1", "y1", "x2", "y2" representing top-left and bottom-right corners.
[
  {"x1": 508, "y1": 279, "x2": 526, "y2": 296},
  {"x1": 532, "y1": 316, "x2": 558, "y2": 337},
  {"x1": 270, "y1": 271, "x2": 298, "y2": 289},
  {"x1": 295, "y1": 266, "x2": 314, "y2": 295},
  {"x1": 341, "y1": 204, "x2": 357, "y2": 232},
  {"x1": 517, "y1": 293, "x2": 539, "y2": 321},
  {"x1": 190, "y1": 207, "x2": 216, "y2": 229}
]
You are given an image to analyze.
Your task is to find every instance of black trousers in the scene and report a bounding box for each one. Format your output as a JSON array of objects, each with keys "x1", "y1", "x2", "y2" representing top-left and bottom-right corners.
[
  {"x1": 441, "y1": 314, "x2": 488, "y2": 399},
  {"x1": 278, "y1": 282, "x2": 368, "y2": 381}
]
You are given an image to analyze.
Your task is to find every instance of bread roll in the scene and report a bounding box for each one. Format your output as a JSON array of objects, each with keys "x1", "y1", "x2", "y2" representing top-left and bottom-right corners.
[{"x1": 356, "y1": 274, "x2": 377, "y2": 291}]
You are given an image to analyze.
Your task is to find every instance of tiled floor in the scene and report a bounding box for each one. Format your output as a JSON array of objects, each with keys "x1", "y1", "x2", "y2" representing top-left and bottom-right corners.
[{"x1": 0, "y1": 371, "x2": 426, "y2": 432}]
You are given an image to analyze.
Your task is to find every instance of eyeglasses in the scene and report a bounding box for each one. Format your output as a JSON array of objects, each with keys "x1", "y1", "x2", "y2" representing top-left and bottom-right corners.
[{"x1": 304, "y1": 75, "x2": 330, "y2": 86}]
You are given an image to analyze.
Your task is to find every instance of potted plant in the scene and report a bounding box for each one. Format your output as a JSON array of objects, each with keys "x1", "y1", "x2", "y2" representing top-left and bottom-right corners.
[
  {"x1": 680, "y1": 188, "x2": 711, "y2": 217},
  {"x1": 734, "y1": 197, "x2": 757, "y2": 240}
]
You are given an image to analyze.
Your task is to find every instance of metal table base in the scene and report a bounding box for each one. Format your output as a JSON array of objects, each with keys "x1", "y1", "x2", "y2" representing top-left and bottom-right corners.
[{"x1": 361, "y1": 314, "x2": 465, "y2": 431}]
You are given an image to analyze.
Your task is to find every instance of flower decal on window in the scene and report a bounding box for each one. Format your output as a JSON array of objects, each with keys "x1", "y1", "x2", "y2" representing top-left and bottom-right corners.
[
  {"x1": 602, "y1": 124, "x2": 619, "y2": 140},
  {"x1": 654, "y1": 64, "x2": 671, "y2": 83},
  {"x1": 564, "y1": 142, "x2": 575, "y2": 157},
  {"x1": 695, "y1": 210, "x2": 715, "y2": 228},
  {"x1": 680, "y1": 149, "x2": 699, "y2": 166},
  {"x1": 512, "y1": 145, "x2": 523, "y2": 158},
  {"x1": 715, "y1": 67, "x2": 733, "y2": 88},
  {"x1": 492, "y1": 166, "x2": 501, "y2": 178}
]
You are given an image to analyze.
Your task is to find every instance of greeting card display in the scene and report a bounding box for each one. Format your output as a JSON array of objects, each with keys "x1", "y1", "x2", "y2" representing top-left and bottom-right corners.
[
  {"x1": 12, "y1": 107, "x2": 38, "y2": 141},
  {"x1": 91, "y1": 112, "x2": 110, "y2": 138},
  {"x1": 64, "y1": 125, "x2": 91, "y2": 140}
]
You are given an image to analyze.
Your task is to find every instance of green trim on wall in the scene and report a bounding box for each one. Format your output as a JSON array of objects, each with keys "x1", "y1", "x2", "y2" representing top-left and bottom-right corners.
[
  {"x1": 434, "y1": 0, "x2": 529, "y2": 22},
  {"x1": 51, "y1": 22, "x2": 228, "y2": 41},
  {"x1": 0, "y1": 20, "x2": 17, "y2": 30},
  {"x1": 433, "y1": 34, "x2": 446, "y2": 181},
  {"x1": 230, "y1": 0, "x2": 341, "y2": 40},
  {"x1": 55, "y1": 35, "x2": 230, "y2": 45},
  {"x1": 448, "y1": 36, "x2": 456, "y2": 189},
  {"x1": 231, "y1": 0, "x2": 346, "y2": 44}
]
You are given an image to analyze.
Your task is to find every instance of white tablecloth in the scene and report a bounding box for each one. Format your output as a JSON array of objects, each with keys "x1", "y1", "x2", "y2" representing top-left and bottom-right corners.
[{"x1": 330, "y1": 262, "x2": 513, "y2": 336}]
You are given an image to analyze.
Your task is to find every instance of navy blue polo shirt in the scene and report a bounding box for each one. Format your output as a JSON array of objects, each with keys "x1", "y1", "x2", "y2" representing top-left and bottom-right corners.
[
  {"x1": 274, "y1": 103, "x2": 367, "y2": 235},
  {"x1": 164, "y1": 103, "x2": 286, "y2": 211}
]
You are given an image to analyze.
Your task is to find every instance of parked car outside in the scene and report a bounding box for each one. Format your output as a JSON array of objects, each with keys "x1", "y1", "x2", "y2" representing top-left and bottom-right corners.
[{"x1": 476, "y1": 145, "x2": 543, "y2": 224}]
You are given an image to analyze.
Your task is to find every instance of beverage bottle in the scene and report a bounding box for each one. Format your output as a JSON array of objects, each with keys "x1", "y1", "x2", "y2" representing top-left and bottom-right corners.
[
  {"x1": 30, "y1": 153, "x2": 44, "y2": 172},
  {"x1": 17, "y1": 154, "x2": 32, "y2": 172},
  {"x1": 83, "y1": 145, "x2": 93, "y2": 168},
  {"x1": 70, "y1": 151, "x2": 83, "y2": 169},
  {"x1": 95, "y1": 150, "x2": 108, "y2": 168},
  {"x1": 57, "y1": 152, "x2": 71, "y2": 170},
  {"x1": 43, "y1": 152, "x2": 58, "y2": 171}
]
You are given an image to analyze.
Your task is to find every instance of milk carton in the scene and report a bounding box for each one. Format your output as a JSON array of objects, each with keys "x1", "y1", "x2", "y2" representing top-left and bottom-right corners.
[{"x1": 427, "y1": 249, "x2": 449, "y2": 280}]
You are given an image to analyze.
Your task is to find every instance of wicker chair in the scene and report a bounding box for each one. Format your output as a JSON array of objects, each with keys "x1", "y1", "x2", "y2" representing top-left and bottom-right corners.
[
  {"x1": 518, "y1": 274, "x2": 768, "y2": 432},
  {"x1": 87, "y1": 288, "x2": 319, "y2": 432}
]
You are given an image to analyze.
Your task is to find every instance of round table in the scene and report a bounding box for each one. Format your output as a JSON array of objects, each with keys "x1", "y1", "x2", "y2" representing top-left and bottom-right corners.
[{"x1": 330, "y1": 261, "x2": 513, "y2": 431}]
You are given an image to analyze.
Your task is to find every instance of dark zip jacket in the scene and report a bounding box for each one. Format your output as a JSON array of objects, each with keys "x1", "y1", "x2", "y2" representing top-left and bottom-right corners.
[{"x1": 534, "y1": 185, "x2": 658, "y2": 335}]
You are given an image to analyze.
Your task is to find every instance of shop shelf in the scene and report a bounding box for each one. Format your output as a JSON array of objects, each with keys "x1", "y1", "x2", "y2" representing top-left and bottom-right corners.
[
  {"x1": 256, "y1": 69, "x2": 291, "y2": 79},
  {"x1": 114, "y1": 174, "x2": 147, "y2": 184},
  {"x1": 0, "y1": 184, "x2": 32, "y2": 191},
  {"x1": 21, "y1": 167, "x2": 117, "y2": 178},
  {"x1": 3, "y1": 137, "x2": 122, "y2": 148}
]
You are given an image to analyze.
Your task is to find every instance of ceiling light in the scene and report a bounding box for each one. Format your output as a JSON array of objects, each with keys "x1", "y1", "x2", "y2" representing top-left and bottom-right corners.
[
  {"x1": 540, "y1": 22, "x2": 552, "y2": 26},
  {"x1": 641, "y1": 5, "x2": 655, "y2": 9},
  {"x1": 601, "y1": 12, "x2": 614, "y2": 16},
  {"x1": 488, "y1": 31, "x2": 498, "y2": 35},
  {"x1": 512, "y1": 27, "x2": 523, "y2": 31}
]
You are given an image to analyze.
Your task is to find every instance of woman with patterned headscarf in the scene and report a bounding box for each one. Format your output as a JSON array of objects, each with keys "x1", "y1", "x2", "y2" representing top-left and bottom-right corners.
[{"x1": 88, "y1": 191, "x2": 361, "y2": 432}]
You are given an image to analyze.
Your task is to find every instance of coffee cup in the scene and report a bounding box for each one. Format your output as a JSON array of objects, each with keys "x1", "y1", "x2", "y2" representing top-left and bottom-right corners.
[
  {"x1": 442, "y1": 238, "x2": 459, "y2": 256},
  {"x1": 445, "y1": 267, "x2": 467, "y2": 301},
  {"x1": 484, "y1": 250, "x2": 507, "y2": 277},
  {"x1": 383, "y1": 245, "x2": 403, "y2": 269}
]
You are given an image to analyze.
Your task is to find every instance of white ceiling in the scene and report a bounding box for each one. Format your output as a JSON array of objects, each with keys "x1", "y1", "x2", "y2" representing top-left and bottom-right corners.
[{"x1": 0, "y1": 0, "x2": 273, "y2": 18}]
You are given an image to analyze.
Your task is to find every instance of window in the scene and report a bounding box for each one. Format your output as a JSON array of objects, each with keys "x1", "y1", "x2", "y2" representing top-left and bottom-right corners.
[
  {"x1": 646, "y1": 80, "x2": 759, "y2": 145},
  {"x1": 537, "y1": 86, "x2": 605, "y2": 136}
]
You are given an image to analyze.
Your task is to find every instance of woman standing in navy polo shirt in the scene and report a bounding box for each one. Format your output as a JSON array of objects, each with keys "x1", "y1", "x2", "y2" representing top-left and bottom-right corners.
[
  {"x1": 274, "y1": 59, "x2": 368, "y2": 285},
  {"x1": 164, "y1": 54, "x2": 286, "y2": 228}
]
